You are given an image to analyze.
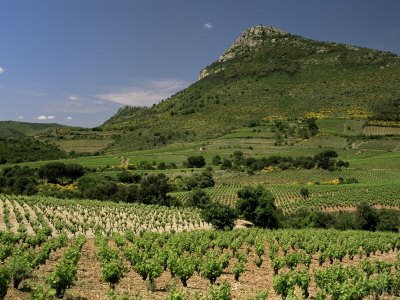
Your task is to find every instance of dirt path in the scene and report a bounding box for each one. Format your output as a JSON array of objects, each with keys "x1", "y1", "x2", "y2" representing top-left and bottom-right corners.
[
  {"x1": 13, "y1": 200, "x2": 35, "y2": 235},
  {"x1": 66, "y1": 239, "x2": 109, "y2": 299},
  {"x1": 5, "y1": 199, "x2": 19, "y2": 233},
  {"x1": 0, "y1": 199, "x2": 8, "y2": 231}
]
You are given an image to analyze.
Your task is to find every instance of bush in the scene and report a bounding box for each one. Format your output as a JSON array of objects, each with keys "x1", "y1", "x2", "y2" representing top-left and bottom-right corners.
[
  {"x1": 139, "y1": 173, "x2": 171, "y2": 205},
  {"x1": 200, "y1": 202, "x2": 237, "y2": 230},
  {"x1": 212, "y1": 155, "x2": 222, "y2": 165},
  {"x1": 186, "y1": 156, "x2": 206, "y2": 168},
  {"x1": 376, "y1": 209, "x2": 400, "y2": 231},
  {"x1": 0, "y1": 265, "x2": 11, "y2": 300},
  {"x1": 300, "y1": 187, "x2": 309, "y2": 199},
  {"x1": 38, "y1": 162, "x2": 67, "y2": 184},
  {"x1": 117, "y1": 171, "x2": 135, "y2": 183},
  {"x1": 236, "y1": 186, "x2": 281, "y2": 228},
  {"x1": 355, "y1": 202, "x2": 378, "y2": 231},
  {"x1": 185, "y1": 189, "x2": 211, "y2": 208},
  {"x1": 184, "y1": 170, "x2": 215, "y2": 190},
  {"x1": 221, "y1": 159, "x2": 232, "y2": 170}
]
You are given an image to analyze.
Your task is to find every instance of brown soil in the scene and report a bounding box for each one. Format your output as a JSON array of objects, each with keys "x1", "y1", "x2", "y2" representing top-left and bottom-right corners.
[
  {"x1": 5, "y1": 241, "x2": 70, "y2": 300},
  {"x1": 66, "y1": 239, "x2": 110, "y2": 299},
  {"x1": 0, "y1": 199, "x2": 8, "y2": 231}
]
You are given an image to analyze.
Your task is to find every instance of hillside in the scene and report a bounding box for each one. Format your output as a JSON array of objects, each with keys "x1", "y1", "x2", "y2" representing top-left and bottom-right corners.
[
  {"x1": 0, "y1": 121, "x2": 68, "y2": 137},
  {"x1": 103, "y1": 25, "x2": 400, "y2": 150}
]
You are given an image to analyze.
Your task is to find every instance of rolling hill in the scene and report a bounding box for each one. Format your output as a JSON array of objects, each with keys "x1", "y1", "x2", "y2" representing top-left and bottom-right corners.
[
  {"x1": 0, "y1": 121, "x2": 68, "y2": 137},
  {"x1": 103, "y1": 25, "x2": 400, "y2": 150}
]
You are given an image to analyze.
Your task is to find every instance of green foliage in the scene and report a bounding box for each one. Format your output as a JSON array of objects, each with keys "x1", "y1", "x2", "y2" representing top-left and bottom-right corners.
[
  {"x1": 0, "y1": 137, "x2": 66, "y2": 164},
  {"x1": 38, "y1": 162, "x2": 85, "y2": 184},
  {"x1": 0, "y1": 265, "x2": 11, "y2": 300},
  {"x1": 209, "y1": 281, "x2": 231, "y2": 300},
  {"x1": 184, "y1": 170, "x2": 215, "y2": 191},
  {"x1": 300, "y1": 187, "x2": 309, "y2": 199},
  {"x1": 95, "y1": 236, "x2": 126, "y2": 288},
  {"x1": 186, "y1": 189, "x2": 211, "y2": 209},
  {"x1": 200, "y1": 251, "x2": 226, "y2": 284},
  {"x1": 371, "y1": 98, "x2": 400, "y2": 121},
  {"x1": 355, "y1": 202, "x2": 378, "y2": 231},
  {"x1": 212, "y1": 155, "x2": 222, "y2": 165},
  {"x1": 237, "y1": 186, "x2": 281, "y2": 228},
  {"x1": 0, "y1": 165, "x2": 38, "y2": 195},
  {"x1": 48, "y1": 235, "x2": 86, "y2": 298},
  {"x1": 10, "y1": 250, "x2": 34, "y2": 289},
  {"x1": 185, "y1": 156, "x2": 206, "y2": 168},
  {"x1": 200, "y1": 202, "x2": 237, "y2": 230},
  {"x1": 169, "y1": 255, "x2": 196, "y2": 287}
]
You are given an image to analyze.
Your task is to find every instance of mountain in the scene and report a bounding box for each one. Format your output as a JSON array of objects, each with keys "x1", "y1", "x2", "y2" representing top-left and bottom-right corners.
[
  {"x1": 103, "y1": 25, "x2": 400, "y2": 150},
  {"x1": 0, "y1": 121, "x2": 69, "y2": 138}
]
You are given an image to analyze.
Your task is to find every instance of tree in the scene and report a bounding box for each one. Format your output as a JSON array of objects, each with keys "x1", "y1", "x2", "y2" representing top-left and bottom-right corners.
[
  {"x1": 186, "y1": 156, "x2": 206, "y2": 168},
  {"x1": 236, "y1": 186, "x2": 281, "y2": 228},
  {"x1": 356, "y1": 202, "x2": 378, "y2": 231},
  {"x1": 314, "y1": 150, "x2": 338, "y2": 170},
  {"x1": 212, "y1": 155, "x2": 222, "y2": 165},
  {"x1": 305, "y1": 118, "x2": 318, "y2": 136},
  {"x1": 300, "y1": 187, "x2": 310, "y2": 199},
  {"x1": 117, "y1": 171, "x2": 135, "y2": 183},
  {"x1": 185, "y1": 170, "x2": 215, "y2": 190},
  {"x1": 64, "y1": 164, "x2": 85, "y2": 181},
  {"x1": 221, "y1": 159, "x2": 232, "y2": 170},
  {"x1": 139, "y1": 174, "x2": 171, "y2": 205},
  {"x1": 186, "y1": 189, "x2": 211, "y2": 208},
  {"x1": 38, "y1": 162, "x2": 67, "y2": 183},
  {"x1": 200, "y1": 202, "x2": 237, "y2": 230}
]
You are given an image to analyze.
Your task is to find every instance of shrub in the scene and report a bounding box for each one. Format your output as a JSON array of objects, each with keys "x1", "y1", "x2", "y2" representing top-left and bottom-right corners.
[
  {"x1": 300, "y1": 187, "x2": 310, "y2": 199},
  {"x1": 356, "y1": 202, "x2": 378, "y2": 231},
  {"x1": 212, "y1": 155, "x2": 222, "y2": 165},
  {"x1": 237, "y1": 186, "x2": 281, "y2": 228},
  {"x1": 221, "y1": 159, "x2": 232, "y2": 170},
  {"x1": 186, "y1": 189, "x2": 211, "y2": 209},
  {"x1": 186, "y1": 156, "x2": 206, "y2": 168},
  {"x1": 200, "y1": 202, "x2": 237, "y2": 230},
  {"x1": 38, "y1": 162, "x2": 67, "y2": 184}
]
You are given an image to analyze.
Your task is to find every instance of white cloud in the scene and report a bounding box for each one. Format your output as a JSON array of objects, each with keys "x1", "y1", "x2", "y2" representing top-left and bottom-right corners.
[
  {"x1": 18, "y1": 116, "x2": 23, "y2": 120},
  {"x1": 68, "y1": 96, "x2": 79, "y2": 101},
  {"x1": 204, "y1": 22, "x2": 213, "y2": 29},
  {"x1": 37, "y1": 115, "x2": 55, "y2": 120},
  {"x1": 0, "y1": 67, "x2": 4, "y2": 74},
  {"x1": 66, "y1": 116, "x2": 72, "y2": 120},
  {"x1": 96, "y1": 79, "x2": 187, "y2": 106}
]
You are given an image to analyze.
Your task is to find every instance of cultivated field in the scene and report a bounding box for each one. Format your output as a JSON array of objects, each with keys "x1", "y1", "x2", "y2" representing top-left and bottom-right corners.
[{"x1": 1, "y1": 224, "x2": 400, "y2": 299}]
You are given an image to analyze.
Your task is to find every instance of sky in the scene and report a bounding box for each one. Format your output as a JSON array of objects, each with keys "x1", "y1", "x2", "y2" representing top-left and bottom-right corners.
[{"x1": 0, "y1": 0, "x2": 399, "y2": 127}]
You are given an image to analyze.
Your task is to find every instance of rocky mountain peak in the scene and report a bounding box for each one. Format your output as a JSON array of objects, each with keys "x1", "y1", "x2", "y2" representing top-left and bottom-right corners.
[
  {"x1": 199, "y1": 25, "x2": 289, "y2": 79},
  {"x1": 218, "y1": 25, "x2": 288, "y2": 63}
]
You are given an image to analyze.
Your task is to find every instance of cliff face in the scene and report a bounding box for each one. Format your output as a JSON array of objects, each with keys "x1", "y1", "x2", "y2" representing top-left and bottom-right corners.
[{"x1": 199, "y1": 25, "x2": 288, "y2": 80}]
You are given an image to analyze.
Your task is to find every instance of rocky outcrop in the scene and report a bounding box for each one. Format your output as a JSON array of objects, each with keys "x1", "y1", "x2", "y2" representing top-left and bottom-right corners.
[{"x1": 199, "y1": 25, "x2": 288, "y2": 80}]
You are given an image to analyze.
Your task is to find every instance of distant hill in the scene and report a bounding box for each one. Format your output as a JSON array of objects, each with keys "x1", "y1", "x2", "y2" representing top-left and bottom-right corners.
[
  {"x1": 103, "y1": 25, "x2": 400, "y2": 150},
  {"x1": 0, "y1": 121, "x2": 69, "y2": 138}
]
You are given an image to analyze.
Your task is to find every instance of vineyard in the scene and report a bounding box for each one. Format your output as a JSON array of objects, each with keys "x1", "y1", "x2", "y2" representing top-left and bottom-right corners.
[
  {"x1": 363, "y1": 126, "x2": 400, "y2": 136},
  {"x1": 1, "y1": 225, "x2": 400, "y2": 299},
  {"x1": 0, "y1": 196, "x2": 210, "y2": 238}
]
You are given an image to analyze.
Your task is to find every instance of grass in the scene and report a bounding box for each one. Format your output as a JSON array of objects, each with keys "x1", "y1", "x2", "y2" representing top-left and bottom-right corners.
[{"x1": 55, "y1": 139, "x2": 112, "y2": 153}]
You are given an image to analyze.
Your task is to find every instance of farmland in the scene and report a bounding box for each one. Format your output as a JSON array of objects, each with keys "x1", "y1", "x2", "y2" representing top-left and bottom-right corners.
[{"x1": 1, "y1": 216, "x2": 400, "y2": 299}]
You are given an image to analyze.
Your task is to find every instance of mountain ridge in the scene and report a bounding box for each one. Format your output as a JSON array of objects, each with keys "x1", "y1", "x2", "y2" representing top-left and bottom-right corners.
[
  {"x1": 102, "y1": 25, "x2": 400, "y2": 150},
  {"x1": 0, "y1": 120, "x2": 70, "y2": 138}
]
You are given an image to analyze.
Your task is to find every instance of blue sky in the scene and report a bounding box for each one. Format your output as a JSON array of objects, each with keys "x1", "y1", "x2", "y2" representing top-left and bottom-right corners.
[{"x1": 0, "y1": 0, "x2": 399, "y2": 127}]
